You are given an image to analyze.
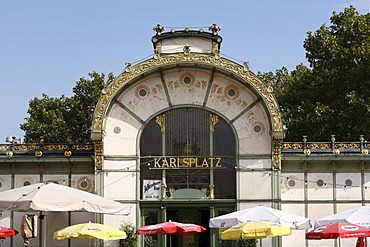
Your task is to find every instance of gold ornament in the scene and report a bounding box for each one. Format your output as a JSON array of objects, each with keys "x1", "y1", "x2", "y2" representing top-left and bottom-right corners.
[
  {"x1": 6, "y1": 150, "x2": 13, "y2": 157},
  {"x1": 332, "y1": 149, "x2": 340, "y2": 156}
]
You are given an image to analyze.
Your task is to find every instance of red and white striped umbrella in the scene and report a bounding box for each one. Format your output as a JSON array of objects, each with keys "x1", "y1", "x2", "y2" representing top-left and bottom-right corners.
[
  {"x1": 136, "y1": 220, "x2": 206, "y2": 247},
  {"x1": 0, "y1": 226, "x2": 18, "y2": 239}
]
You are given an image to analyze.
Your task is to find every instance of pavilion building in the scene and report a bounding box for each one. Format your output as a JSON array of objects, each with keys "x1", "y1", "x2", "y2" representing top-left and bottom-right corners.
[{"x1": 0, "y1": 24, "x2": 369, "y2": 247}]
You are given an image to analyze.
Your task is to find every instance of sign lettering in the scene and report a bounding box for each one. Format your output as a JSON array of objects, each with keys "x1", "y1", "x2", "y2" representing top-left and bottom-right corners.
[{"x1": 148, "y1": 157, "x2": 222, "y2": 169}]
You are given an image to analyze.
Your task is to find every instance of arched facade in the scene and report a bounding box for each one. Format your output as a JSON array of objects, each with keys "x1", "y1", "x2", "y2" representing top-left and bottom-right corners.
[{"x1": 91, "y1": 29, "x2": 284, "y2": 247}]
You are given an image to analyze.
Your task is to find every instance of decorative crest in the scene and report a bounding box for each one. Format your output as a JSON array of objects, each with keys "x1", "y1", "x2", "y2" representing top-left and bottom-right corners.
[
  {"x1": 208, "y1": 23, "x2": 221, "y2": 35},
  {"x1": 153, "y1": 24, "x2": 165, "y2": 35}
]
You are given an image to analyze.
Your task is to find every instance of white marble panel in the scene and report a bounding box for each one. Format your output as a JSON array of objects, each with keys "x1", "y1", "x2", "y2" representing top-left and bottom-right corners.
[
  {"x1": 234, "y1": 103, "x2": 271, "y2": 155},
  {"x1": 104, "y1": 208, "x2": 136, "y2": 229},
  {"x1": 70, "y1": 212, "x2": 94, "y2": 247},
  {"x1": 0, "y1": 213, "x2": 11, "y2": 247},
  {"x1": 281, "y1": 203, "x2": 307, "y2": 218},
  {"x1": 103, "y1": 208, "x2": 136, "y2": 247},
  {"x1": 14, "y1": 175, "x2": 40, "y2": 188},
  {"x1": 104, "y1": 135, "x2": 137, "y2": 156},
  {"x1": 239, "y1": 172, "x2": 271, "y2": 200},
  {"x1": 13, "y1": 211, "x2": 40, "y2": 247},
  {"x1": 43, "y1": 174, "x2": 69, "y2": 185},
  {"x1": 281, "y1": 173, "x2": 304, "y2": 201},
  {"x1": 103, "y1": 160, "x2": 137, "y2": 170},
  {"x1": 338, "y1": 238, "x2": 360, "y2": 247},
  {"x1": 336, "y1": 173, "x2": 361, "y2": 200},
  {"x1": 163, "y1": 68, "x2": 211, "y2": 106},
  {"x1": 258, "y1": 237, "x2": 272, "y2": 247},
  {"x1": 0, "y1": 175, "x2": 11, "y2": 192},
  {"x1": 239, "y1": 202, "x2": 272, "y2": 210},
  {"x1": 307, "y1": 173, "x2": 333, "y2": 200},
  {"x1": 0, "y1": 211, "x2": 11, "y2": 226},
  {"x1": 116, "y1": 73, "x2": 168, "y2": 120},
  {"x1": 363, "y1": 173, "x2": 370, "y2": 200},
  {"x1": 70, "y1": 211, "x2": 94, "y2": 224},
  {"x1": 104, "y1": 239, "x2": 120, "y2": 247},
  {"x1": 307, "y1": 204, "x2": 338, "y2": 247},
  {"x1": 336, "y1": 204, "x2": 363, "y2": 218},
  {"x1": 104, "y1": 172, "x2": 136, "y2": 200},
  {"x1": 104, "y1": 105, "x2": 141, "y2": 156},
  {"x1": 308, "y1": 204, "x2": 333, "y2": 228},
  {"x1": 206, "y1": 73, "x2": 257, "y2": 120},
  {"x1": 161, "y1": 37, "x2": 212, "y2": 53},
  {"x1": 44, "y1": 211, "x2": 69, "y2": 247},
  {"x1": 239, "y1": 159, "x2": 271, "y2": 170},
  {"x1": 281, "y1": 204, "x2": 306, "y2": 247},
  {"x1": 308, "y1": 238, "x2": 335, "y2": 247},
  {"x1": 71, "y1": 174, "x2": 95, "y2": 193}
]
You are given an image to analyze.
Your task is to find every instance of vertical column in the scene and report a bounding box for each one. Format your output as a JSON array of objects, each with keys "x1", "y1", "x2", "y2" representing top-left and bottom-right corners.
[
  {"x1": 156, "y1": 114, "x2": 167, "y2": 199},
  {"x1": 93, "y1": 140, "x2": 104, "y2": 226},
  {"x1": 209, "y1": 114, "x2": 219, "y2": 247},
  {"x1": 157, "y1": 112, "x2": 167, "y2": 247},
  {"x1": 209, "y1": 114, "x2": 219, "y2": 200},
  {"x1": 272, "y1": 139, "x2": 282, "y2": 247}
]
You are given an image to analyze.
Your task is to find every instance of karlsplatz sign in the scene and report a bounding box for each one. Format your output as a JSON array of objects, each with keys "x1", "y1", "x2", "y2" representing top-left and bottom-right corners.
[{"x1": 148, "y1": 157, "x2": 222, "y2": 169}]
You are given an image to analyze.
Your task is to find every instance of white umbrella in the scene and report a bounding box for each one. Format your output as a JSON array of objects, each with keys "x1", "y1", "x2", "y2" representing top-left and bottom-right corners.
[
  {"x1": 0, "y1": 182, "x2": 130, "y2": 215},
  {"x1": 209, "y1": 205, "x2": 310, "y2": 230},
  {"x1": 315, "y1": 206, "x2": 370, "y2": 229},
  {"x1": 0, "y1": 182, "x2": 131, "y2": 247}
]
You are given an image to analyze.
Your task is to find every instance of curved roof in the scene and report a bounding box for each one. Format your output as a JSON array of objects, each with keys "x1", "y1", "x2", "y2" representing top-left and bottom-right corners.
[{"x1": 91, "y1": 52, "x2": 283, "y2": 141}]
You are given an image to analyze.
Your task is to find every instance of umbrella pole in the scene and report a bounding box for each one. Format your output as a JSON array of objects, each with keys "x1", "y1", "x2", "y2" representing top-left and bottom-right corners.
[{"x1": 43, "y1": 214, "x2": 47, "y2": 247}]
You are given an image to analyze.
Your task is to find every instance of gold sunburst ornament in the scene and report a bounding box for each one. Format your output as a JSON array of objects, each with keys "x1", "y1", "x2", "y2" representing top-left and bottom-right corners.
[
  {"x1": 75, "y1": 176, "x2": 93, "y2": 192},
  {"x1": 135, "y1": 85, "x2": 150, "y2": 98},
  {"x1": 6, "y1": 150, "x2": 13, "y2": 157},
  {"x1": 179, "y1": 72, "x2": 195, "y2": 87},
  {"x1": 224, "y1": 85, "x2": 239, "y2": 100}
]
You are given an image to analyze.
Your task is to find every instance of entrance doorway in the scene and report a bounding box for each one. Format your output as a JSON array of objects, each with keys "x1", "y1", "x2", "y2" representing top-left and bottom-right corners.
[{"x1": 167, "y1": 208, "x2": 210, "y2": 247}]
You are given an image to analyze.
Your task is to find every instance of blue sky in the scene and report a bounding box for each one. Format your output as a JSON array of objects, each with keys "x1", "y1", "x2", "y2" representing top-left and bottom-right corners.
[{"x1": 1, "y1": 1, "x2": 369, "y2": 142}]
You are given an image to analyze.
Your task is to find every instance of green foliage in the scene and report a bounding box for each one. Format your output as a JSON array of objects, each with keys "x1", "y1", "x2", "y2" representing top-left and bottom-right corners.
[
  {"x1": 21, "y1": 72, "x2": 114, "y2": 143},
  {"x1": 259, "y1": 6, "x2": 370, "y2": 141},
  {"x1": 238, "y1": 239, "x2": 257, "y2": 247},
  {"x1": 67, "y1": 72, "x2": 114, "y2": 143},
  {"x1": 119, "y1": 222, "x2": 137, "y2": 247},
  {"x1": 20, "y1": 94, "x2": 69, "y2": 143}
]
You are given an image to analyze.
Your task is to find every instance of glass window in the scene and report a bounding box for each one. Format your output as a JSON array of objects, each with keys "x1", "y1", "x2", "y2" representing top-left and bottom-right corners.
[{"x1": 140, "y1": 108, "x2": 236, "y2": 199}]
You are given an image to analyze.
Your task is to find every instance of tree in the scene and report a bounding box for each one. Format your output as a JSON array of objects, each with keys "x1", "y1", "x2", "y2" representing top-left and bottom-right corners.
[
  {"x1": 119, "y1": 222, "x2": 137, "y2": 247},
  {"x1": 260, "y1": 6, "x2": 370, "y2": 141},
  {"x1": 21, "y1": 72, "x2": 114, "y2": 143},
  {"x1": 238, "y1": 239, "x2": 257, "y2": 247},
  {"x1": 20, "y1": 94, "x2": 70, "y2": 143},
  {"x1": 67, "y1": 72, "x2": 114, "y2": 143}
]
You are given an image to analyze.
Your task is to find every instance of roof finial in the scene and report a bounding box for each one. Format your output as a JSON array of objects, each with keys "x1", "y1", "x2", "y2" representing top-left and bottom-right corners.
[
  {"x1": 208, "y1": 23, "x2": 221, "y2": 35},
  {"x1": 153, "y1": 24, "x2": 165, "y2": 36}
]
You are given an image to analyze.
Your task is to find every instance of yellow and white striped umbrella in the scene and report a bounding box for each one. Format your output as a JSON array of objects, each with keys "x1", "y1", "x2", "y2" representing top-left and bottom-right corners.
[
  {"x1": 53, "y1": 222, "x2": 127, "y2": 240},
  {"x1": 221, "y1": 221, "x2": 292, "y2": 240}
]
